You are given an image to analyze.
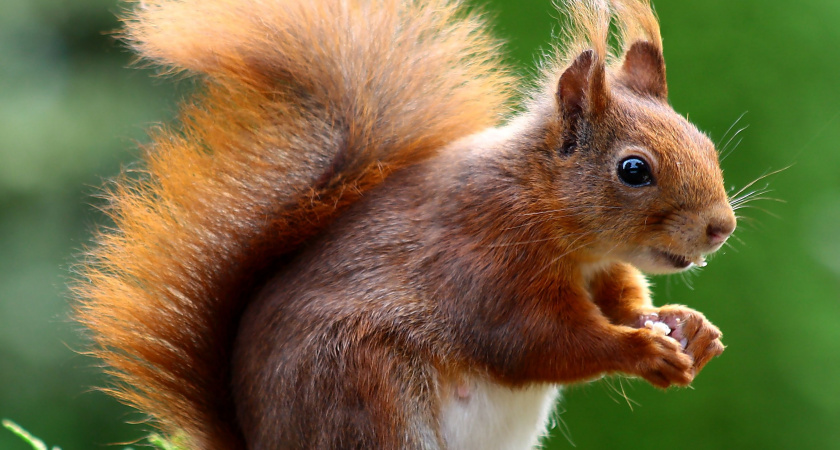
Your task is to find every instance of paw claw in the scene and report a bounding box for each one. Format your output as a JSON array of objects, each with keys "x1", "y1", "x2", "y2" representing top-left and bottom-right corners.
[
  {"x1": 630, "y1": 329, "x2": 694, "y2": 388},
  {"x1": 635, "y1": 305, "x2": 724, "y2": 377}
]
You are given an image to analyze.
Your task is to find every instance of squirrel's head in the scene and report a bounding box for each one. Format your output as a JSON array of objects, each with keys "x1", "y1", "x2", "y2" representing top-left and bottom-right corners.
[{"x1": 539, "y1": 41, "x2": 735, "y2": 274}]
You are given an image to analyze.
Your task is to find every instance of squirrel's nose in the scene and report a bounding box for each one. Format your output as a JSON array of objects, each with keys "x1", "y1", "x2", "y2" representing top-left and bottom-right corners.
[{"x1": 706, "y1": 216, "x2": 736, "y2": 247}]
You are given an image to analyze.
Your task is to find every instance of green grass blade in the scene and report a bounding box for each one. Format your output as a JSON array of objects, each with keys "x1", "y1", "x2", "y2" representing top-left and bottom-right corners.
[{"x1": 1, "y1": 419, "x2": 55, "y2": 450}]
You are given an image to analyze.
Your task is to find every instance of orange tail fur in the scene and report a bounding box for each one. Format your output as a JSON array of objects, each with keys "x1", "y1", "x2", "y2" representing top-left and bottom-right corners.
[{"x1": 74, "y1": 0, "x2": 512, "y2": 447}]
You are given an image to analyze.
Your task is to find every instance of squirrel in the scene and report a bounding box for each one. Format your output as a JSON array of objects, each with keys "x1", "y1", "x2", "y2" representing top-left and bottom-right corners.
[{"x1": 75, "y1": 0, "x2": 736, "y2": 448}]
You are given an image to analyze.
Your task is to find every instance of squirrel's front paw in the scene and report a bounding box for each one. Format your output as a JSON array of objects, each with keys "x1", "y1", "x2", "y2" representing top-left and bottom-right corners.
[
  {"x1": 627, "y1": 329, "x2": 694, "y2": 389},
  {"x1": 637, "y1": 305, "x2": 724, "y2": 375}
]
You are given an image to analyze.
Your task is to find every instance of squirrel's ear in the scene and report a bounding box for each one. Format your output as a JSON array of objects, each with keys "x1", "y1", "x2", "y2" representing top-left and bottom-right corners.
[
  {"x1": 557, "y1": 49, "x2": 609, "y2": 121},
  {"x1": 619, "y1": 41, "x2": 667, "y2": 100}
]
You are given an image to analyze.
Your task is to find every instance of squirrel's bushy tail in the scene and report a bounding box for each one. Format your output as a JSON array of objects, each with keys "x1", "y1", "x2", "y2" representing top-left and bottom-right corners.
[{"x1": 74, "y1": 0, "x2": 512, "y2": 448}]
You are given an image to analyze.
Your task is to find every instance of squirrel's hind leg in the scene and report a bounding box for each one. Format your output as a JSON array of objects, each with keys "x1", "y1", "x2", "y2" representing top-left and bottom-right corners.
[{"x1": 232, "y1": 311, "x2": 443, "y2": 449}]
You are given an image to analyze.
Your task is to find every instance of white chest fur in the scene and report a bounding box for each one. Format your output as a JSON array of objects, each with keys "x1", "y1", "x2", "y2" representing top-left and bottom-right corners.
[{"x1": 440, "y1": 377, "x2": 560, "y2": 450}]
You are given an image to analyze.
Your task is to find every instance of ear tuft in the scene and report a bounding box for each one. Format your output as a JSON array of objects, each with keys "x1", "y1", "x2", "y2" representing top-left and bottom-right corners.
[
  {"x1": 620, "y1": 41, "x2": 667, "y2": 100},
  {"x1": 557, "y1": 50, "x2": 609, "y2": 120},
  {"x1": 555, "y1": 50, "x2": 609, "y2": 153},
  {"x1": 558, "y1": 50, "x2": 593, "y2": 120}
]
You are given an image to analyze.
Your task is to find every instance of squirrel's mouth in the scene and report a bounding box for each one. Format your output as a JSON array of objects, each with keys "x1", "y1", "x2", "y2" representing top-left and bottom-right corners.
[{"x1": 653, "y1": 249, "x2": 705, "y2": 270}]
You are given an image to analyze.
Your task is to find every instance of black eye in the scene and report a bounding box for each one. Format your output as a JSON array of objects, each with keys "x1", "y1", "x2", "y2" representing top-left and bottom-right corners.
[{"x1": 617, "y1": 156, "x2": 653, "y2": 187}]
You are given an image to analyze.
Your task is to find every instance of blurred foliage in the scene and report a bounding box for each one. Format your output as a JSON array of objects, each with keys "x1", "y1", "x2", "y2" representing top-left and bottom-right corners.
[
  {"x1": 3, "y1": 419, "x2": 178, "y2": 450},
  {"x1": 4, "y1": 419, "x2": 58, "y2": 450},
  {"x1": 0, "y1": 0, "x2": 837, "y2": 449}
]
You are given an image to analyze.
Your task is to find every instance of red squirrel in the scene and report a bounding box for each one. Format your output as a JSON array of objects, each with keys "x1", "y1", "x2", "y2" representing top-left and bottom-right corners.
[{"x1": 75, "y1": 0, "x2": 735, "y2": 448}]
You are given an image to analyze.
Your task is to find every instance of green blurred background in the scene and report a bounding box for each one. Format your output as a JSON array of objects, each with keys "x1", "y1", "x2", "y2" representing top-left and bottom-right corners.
[{"x1": 1, "y1": 0, "x2": 838, "y2": 448}]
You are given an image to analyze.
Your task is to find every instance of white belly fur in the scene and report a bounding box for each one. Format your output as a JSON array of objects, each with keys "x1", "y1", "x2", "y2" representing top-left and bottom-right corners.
[{"x1": 440, "y1": 377, "x2": 560, "y2": 450}]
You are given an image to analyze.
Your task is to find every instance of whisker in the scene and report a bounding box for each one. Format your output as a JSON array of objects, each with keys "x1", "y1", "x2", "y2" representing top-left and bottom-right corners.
[
  {"x1": 732, "y1": 205, "x2": 781, "y2": 219},
  {"x1": 678, "y1": 270, "x2": 695, "y2": 290},
  {"x1": 717, "y1": 111, "x2": 748, "y2": 148},
  {"x1": 729, "y1": 233, "x2": 747, "y2": 247},
  {"x1": 733, "y1": 214, "x2": 758, "y2": 225},
  {"x1": 720, "y1": 133, "x2": 746, "y2": 162},
  {"x1": 730, "y1": 192, "x2": 778, "y2": 208},
  {"x1": 728, "y1": 166, "x2": 789, "y2": 201},
  {"x1": 722, "y1": 240, "x2": 740, "y2": 253},
  {"x1": 731, "y1": 216, "x2": 763, "y2": 234},
  {"x1": 729, "y1": 187, "x2": 769, "y2": 202},
  {"x1": 732, "y1": 198, "x2": 784, "y2": 210},
  {"x1": 729, "y1": 185, "x2": 773, "y2": 202}
]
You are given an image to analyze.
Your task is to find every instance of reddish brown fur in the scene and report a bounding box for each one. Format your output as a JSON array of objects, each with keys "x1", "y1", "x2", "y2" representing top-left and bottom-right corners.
[{"x1": 76, "y1": 0, "x2": 735, "y2": 448}]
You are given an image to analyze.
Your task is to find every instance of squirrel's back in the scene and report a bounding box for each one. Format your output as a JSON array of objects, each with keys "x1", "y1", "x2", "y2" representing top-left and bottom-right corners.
[{"x1": 75, "y1": 0, "x2": 512, "y2": 447}]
